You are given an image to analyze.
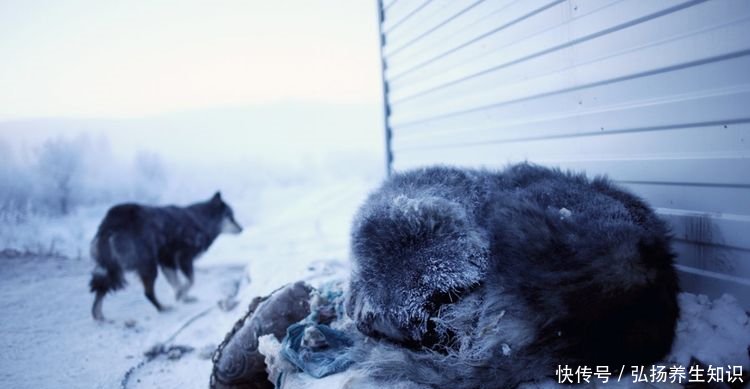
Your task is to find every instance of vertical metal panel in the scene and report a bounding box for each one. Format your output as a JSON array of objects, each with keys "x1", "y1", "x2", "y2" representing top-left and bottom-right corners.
[
  {"x1": 377, "y1": 0, "x2": 750, "y2": 306},
  {"x1": 378, "y1": 0, "x2": 394, "y2": 176}
]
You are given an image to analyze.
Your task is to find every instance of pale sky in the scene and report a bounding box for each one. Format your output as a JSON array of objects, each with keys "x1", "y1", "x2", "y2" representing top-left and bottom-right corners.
[{"x1": 0, "y1": 0, "x2": 383, "y2": 120}]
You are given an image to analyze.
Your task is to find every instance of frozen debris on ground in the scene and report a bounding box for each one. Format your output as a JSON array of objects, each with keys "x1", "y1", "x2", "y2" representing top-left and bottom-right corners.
[
  {"x1": 667, "y1": 293, "x2": 750, "y2": 369},
  {"x1": 247, "y1": 288, "x2": 749, "y2": 389},
  {"x1": 281, "y1": 322, "x2": 355, "y2": 378},
  {"x1": 259, "y1": 333, "x2": 428, "y2": 389},
  {"x1": 258, "y1": 334, "x2": 296, "y2": 387},
  {"x1": 144, "y1": 343, "x2": 195, "y2": 361},
  {"x1": 210, "y1": 282, "x2": 312, "y2": 389}
]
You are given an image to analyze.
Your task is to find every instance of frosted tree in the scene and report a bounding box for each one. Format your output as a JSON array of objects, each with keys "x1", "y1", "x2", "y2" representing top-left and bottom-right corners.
[
  {"x1": 0, "y1": 139, "x2": 29, "y2": 220},
  {"x1": 36, "y1": 136, "x2": 85, "y2": 215},
  {"x1": 134, "y1": 150, "x2": 166, "y2": 202}
]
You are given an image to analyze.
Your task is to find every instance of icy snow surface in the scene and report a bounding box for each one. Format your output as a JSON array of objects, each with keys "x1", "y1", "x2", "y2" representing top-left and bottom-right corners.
[
  {"x1": 0, "y1": 179, "x2": 370, "y2": 389},
  {"x1": 1, "y1": 177, "x2": 748, "y2": 388}
]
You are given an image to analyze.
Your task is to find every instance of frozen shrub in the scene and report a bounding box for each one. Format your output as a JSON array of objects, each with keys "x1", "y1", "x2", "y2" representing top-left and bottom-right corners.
[
  {"x1": 133, "y1": 150, "x2": 166, "y2": 202},
  {"x1": 0, "y1": 139, "x2": 34, "y2": 219},
  {"x1": 34, "y1": 135, "x2": 86, "y2": 216},
  {"x1": 0, "y1": 132, "x2": 172, "y2": 257}
]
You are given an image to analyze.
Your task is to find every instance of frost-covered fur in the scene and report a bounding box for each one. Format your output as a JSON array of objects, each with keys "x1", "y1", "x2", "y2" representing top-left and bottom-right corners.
[{"x1": 347, "y1": 164, "x2": 679, "y2": 388}]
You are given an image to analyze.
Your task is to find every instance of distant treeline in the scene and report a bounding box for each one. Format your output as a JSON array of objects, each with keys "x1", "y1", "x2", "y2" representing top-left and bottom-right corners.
[{"x1": 0, "y1": 134, "x2": 165, "y2": 220}]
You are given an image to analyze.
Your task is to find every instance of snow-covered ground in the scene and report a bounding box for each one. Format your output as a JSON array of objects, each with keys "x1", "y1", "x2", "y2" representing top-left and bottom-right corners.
[
  {"x1": 0, "y1": 254, "x2": 244, "y2": 388},
  {"x1": 0, "y1": 178, "x2": 374, "y2": 389},
  {"x1": 1, "y1": 176, "x2": 749, "y2": 389}
]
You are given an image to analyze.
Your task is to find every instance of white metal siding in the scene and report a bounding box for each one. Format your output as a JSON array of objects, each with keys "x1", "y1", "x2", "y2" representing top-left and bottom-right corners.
[{"x1": 379, "y1": 0, "x2": 750, "y2": 306}]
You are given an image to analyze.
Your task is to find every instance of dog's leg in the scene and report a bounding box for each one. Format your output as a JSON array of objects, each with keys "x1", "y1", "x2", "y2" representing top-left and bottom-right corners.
[
  {"x1": 161, "y1": 266, "x2": 183, "y2": 301},
  {"x1": 139, "y1": 266, "x2": 170, "y2": 312},
  {"x1": 92, "y1": 290, "x2": 106, "y2": 321},
  {"x1": 177, "y1": 258, "x2": 196, "y2": 303}
]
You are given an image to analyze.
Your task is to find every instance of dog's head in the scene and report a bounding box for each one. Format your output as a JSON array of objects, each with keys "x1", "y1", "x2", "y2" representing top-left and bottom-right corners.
[
  {"x1": 347, "y1": 195, "x2": 488, "y2": 347},
  {"x1": 210, "y1": 191, "x2": 243, "y2": 234}
]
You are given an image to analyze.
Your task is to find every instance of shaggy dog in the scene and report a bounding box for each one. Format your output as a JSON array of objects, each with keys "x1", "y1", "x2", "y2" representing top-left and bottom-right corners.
[
  {"x1": 347, "y1": 164, "x2": 679, "y2": 388},
  {"x1": 89, "y1": 192, "x2": 242, "y2": 321}
]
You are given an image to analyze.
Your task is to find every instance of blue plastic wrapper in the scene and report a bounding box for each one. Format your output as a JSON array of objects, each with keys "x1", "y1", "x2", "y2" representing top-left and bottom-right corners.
[{"x1": 280, "y1": 322, "x2": 354, "y2": 378}]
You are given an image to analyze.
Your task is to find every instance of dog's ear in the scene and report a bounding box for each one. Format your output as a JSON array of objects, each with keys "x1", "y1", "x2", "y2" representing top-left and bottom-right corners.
[{"x1": 212, "y1": 191, "x2": 222, "y2": 203}]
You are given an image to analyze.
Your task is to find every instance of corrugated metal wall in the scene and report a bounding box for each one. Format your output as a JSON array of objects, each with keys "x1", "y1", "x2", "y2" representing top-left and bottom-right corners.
[{"x1": 378, "y1": 0, "x2": 750, "y2": 306}]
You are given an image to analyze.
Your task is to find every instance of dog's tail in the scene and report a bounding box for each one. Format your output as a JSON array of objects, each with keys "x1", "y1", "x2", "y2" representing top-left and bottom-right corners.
[{"x1": 89, "y1": 233, "x2": 126, "y2": 320}]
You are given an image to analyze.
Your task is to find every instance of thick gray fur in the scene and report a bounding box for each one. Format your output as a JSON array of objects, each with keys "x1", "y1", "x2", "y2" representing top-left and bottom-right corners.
[
  {"x1": 347, "y1": 163, "x2": 679, "y2": 388},
  {"x1": 89, "y1": 192, "x2": 242, "y2": 320}
]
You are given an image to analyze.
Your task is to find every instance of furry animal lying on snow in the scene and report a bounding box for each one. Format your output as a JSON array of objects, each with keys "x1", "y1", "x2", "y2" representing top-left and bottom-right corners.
[
  {"x1": 347, "y1": 164, "x2": 679, "y2": 387},
  {"x1": 89, "y1": 192, "x2": 243, "y2": 321}
]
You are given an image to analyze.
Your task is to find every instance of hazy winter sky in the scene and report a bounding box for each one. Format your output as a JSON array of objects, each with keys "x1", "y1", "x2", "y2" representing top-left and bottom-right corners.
[
  {"x1": 0, "y1": 1, "x2": 382, "y2": 118},
  {"x1": 0, "y1": 1, "x2": 384, "y2": 166}
]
